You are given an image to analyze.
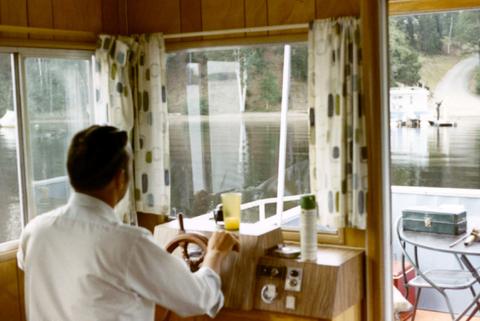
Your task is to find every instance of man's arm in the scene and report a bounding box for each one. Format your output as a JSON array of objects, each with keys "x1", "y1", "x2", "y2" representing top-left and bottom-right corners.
[
  {"x1": 202, "y1": 231, "x2": 240, "y2": 274},
  {"x1": 125, "y1": 230, "x2": 238, "y2": 318}
]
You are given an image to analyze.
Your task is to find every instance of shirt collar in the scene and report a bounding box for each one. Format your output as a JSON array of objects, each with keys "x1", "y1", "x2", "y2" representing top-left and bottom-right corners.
[{"x1": 68, "y1": 192, "x2": 121, "y2": 224}]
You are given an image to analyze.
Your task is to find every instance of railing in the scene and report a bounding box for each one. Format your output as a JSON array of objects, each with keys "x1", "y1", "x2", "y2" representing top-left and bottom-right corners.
[
  {"x1": 392, "y1": 185, "x2": 480, "y2": 198},
  {"x1": 240, "y1": 194, "x2": 306, "y2": 222}
]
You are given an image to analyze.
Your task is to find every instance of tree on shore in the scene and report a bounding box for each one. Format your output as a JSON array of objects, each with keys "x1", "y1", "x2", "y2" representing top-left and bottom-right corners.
[
  {"x1": 452, "y1": 11, "x2": 480, "y2": 50},
  {"x1": 0, "y1": 56, "x2": 13, "y2": 118},
  {"x1": 389, "y1": 21, "x2": 422, "y2": 86}
]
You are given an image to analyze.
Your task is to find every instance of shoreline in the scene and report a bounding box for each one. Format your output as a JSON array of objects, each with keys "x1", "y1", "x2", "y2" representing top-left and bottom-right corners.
[{"x1": 169, "y1": 111, "x2": 308, "y2": 122}]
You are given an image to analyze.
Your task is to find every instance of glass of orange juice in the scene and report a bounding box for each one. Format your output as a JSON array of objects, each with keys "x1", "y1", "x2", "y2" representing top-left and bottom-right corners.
[{"x1": 221, "y1": 192, "x2": 241, "y2": 230}]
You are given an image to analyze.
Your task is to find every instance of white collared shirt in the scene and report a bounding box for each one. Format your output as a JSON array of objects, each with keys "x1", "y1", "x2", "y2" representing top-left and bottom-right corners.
[{"x1": 17, "y1": 192, "x2": 223, "y2": 321}]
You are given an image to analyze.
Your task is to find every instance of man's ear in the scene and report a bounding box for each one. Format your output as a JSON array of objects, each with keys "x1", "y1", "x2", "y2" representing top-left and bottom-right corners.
[{"x1": 115, "y1": 168, "x2": 127, "y2": 189}]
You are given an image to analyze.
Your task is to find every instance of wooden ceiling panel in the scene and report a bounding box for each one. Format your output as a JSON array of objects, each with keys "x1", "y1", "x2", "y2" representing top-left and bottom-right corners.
[
  {"x1": 52, "y1": 0, "x2": 102, "y2": 32},
  {"x1": 0, "y1": 0, "x2": 28, "y2": 38},
  {"x1": 267, "y1": 0, "x2": 314, "y2": 35},
  {"x1": 127, "y1": 0, "x2": 180, "y2": 34},
  {"x1": 27, "y1": 0, "x2": 53, "y2": 39},
  {"x1": 27, "y1": 0, "x2": 53, "y2": 28},
  {"x1": 315, "y1": 0, "x2": 359, "y2": 19},
  {"x1": 245, "y1": 0, "x2": 267, "y2": 36},
  {"x1": 267, "y1": 0, "x2": 315, "y2": 25},
  {"x1": 201, "y1": 0, "x2": 245, "y2": 38},
  {"x1": 180, "y1": 0, "x2": 202, "y2": 33},
  {"x1": 101, "y1": 0, "x2": 128, "y2": 35},
  {"x1": 179, "y1": 0, "x2": 202, "y2": 41}
]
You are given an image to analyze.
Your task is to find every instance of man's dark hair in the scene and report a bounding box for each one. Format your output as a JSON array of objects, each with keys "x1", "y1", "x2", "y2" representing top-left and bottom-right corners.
[{"x1": 67, "y1": 125, "x2": 129, "y2": 192}]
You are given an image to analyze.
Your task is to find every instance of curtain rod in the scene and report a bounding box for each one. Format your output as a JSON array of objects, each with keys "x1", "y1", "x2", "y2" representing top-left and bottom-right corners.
[
  {"x1": 163, "y1": 23, "x2": 309, "y2": 39},
  {"x1": 0, "y1": 25, "x2": 96, "y2": 39},
  {"x1": 0, "y1": 23, "x2": 309, "y2": 41}
]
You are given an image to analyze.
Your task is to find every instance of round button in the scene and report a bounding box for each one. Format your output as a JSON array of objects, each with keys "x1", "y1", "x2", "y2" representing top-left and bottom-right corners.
[
  {"x1": 289, "y1": 279, "x2": 298, "y2": 287},
  {"x1": 290, "y1": 269, "x2": 299, "y2": 277},
  {"x1": 271, "y1": 268, "x2": 280, "y2": 277}
]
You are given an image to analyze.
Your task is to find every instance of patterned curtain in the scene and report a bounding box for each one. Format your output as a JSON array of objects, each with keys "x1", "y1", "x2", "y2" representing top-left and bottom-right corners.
[
  {"x1": 308, "y1": 17, "x2": 367, "y2": 229},
  {"x1": 94, "y1": 34, "x2": 170, "y2": 224}
]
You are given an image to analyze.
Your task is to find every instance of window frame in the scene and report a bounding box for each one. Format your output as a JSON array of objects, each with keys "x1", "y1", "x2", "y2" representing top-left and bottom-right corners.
[
  {"x1": 18, "y1": 49, "x2": 95, "y2": 221},
  {"x1": 0, "y1": 47, "x2": 95, "y2": 246}
]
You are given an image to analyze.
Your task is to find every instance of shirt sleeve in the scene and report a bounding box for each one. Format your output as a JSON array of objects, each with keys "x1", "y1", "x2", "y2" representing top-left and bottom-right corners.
[
  {"x1": 17, "y1": 228, "x2": 27, "y2": 271},
  {"x1": 17, "y1": 246, "x2": 24, "y2": 270},
  {"x1": 125, "y1": 232, "x2": 224, "y2": 318}
]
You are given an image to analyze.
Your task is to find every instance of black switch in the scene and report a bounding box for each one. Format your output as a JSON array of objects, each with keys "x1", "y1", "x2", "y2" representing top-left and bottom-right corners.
[{"x1": 290, "y1": 269, "x2": 299, "y2": 277}]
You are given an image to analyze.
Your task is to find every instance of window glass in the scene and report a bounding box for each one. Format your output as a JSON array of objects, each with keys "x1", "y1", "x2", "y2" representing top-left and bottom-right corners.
[
  {"x1": 24, "y1": 57, "x2": 94, "y2": 216},
  {"x1": 390, "y1": 11, "x2": 480, "y2": 189},
  {"x1": 0, "y1": 53, "x2": 22, "y2": 243},
  {"x1": 166, "y1": 44, "x2": 309, "y2": 222}
]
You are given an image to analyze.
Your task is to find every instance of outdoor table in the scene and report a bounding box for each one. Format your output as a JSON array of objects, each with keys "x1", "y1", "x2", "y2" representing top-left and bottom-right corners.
[{"x1": 397, "y1": 217, "x2": 480, "y2": 321}]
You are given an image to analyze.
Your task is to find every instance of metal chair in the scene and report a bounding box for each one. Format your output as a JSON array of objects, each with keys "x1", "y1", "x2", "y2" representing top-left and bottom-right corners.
[{"x1": 396, "y1": 217, "x2": 480, "y2": 321}]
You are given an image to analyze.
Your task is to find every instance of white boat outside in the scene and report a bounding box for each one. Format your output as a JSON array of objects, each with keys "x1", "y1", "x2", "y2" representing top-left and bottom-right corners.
[{"x1": 390, "y1": 86, "x2": 431, "y2": 125}]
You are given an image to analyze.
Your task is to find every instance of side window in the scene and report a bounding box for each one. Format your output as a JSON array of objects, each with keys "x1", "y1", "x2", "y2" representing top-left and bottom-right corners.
[
  {"x1": 0, "y1": 51, "x2": 95, "y2": 244},
  {"x1": 23, "y1": 57, "x2": 94, "y2": 217}
]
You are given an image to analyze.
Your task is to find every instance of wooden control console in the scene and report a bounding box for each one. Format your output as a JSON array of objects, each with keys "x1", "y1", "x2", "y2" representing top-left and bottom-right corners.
[
  {"x1": 154, "y1": 215, "x2": 283, "y2": 310},
  {"x1": 153, "y1": 215, "x2": 364, "y2": 319},
  {"x1": 255, "y1": 246, "x2": 364, "y2": 319}
]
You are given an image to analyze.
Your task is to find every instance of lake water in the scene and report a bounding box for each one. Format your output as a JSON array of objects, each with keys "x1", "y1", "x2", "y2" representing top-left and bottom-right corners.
[
  {"x1": 0, "y1": 127, "x2": 21, "y2": 243},
  {"x1": 1, "y1": 116, "x2": 479, "y2": 242},
  {"x1": 168, "y1": 113, "x2": 310, "y2": 219},
  {"x1": 390, "y1": 117, "x2": 480, "y2": 188}
]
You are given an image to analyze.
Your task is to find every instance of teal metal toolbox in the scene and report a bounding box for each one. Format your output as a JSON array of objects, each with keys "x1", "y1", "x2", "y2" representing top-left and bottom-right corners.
[{"x1": 402, "y1": 205, "x2": 467, "y2": 235}]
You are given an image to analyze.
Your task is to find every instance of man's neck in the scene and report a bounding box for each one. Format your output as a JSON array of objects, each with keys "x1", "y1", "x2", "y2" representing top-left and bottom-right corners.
[{"x1": 79, "y1": 189, "x2": 117, "y2": 208}]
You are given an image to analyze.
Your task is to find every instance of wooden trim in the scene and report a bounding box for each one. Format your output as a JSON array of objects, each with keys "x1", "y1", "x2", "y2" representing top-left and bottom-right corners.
[
  {"x1": 0, "y1": 24, "x2": 96, "y2": 40},
  {"x1": 164, "y1": 23, "x2": 308, "y2": 39},
  {"x1": 345, "y1": 228, "x2": 366, "y2": 248},
  {"x1": 0, "y1": 249, "x2": 17, "y2": 262},
  {"x1": 165, "y1": 32, "x2": 307, "y2": 51},
  {"x1": 389, "y1": 0, "x2": 480, "y2": 15},
  {"x1": 361, "y1": 0, "x2": 387, "y2": 320},
  {"x1": 0, "y1": 30, "x2": 305, "y2": 52},
  {"x1": 0, "y1": 38, "x2": 95, "y2": 50},
  {"x1": 282, "y1": 228, "x2": 345, "y2": 245}
]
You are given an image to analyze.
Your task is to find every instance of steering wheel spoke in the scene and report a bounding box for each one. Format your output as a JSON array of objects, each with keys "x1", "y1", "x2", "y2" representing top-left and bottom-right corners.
[{"x1": 166, "y1": 233, "x2": 209, "y2": 272}]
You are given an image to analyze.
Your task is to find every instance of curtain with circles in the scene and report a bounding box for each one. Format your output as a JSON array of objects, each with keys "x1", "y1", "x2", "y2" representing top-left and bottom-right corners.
[
  {"x1": 308, "y1": 17, "x2": 367, "y2": 229},
  {"x1": 94, "y1": 34, "x2": 170, "y2": 224}
]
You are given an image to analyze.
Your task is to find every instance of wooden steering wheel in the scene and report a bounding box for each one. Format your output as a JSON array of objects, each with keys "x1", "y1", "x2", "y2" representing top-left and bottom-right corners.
[
  {"x1": 160, "y1": 213, "x2": 210, "y2": 321},
  {"x1": 165, "y1": 213, "x2": 209, "y2": 272}
]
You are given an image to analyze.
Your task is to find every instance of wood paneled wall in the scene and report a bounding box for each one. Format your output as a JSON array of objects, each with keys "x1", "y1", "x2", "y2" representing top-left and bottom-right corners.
[
  {"x1": 0, "y1": 252, "x2": 22, "y2": 321},
  {"x1": 3, "y1": 0, "x2": 480, "y2": 39},
  {"x1": 126, "y1": 0, "x2": 359, "y2": 43},
  {"x1": 0, "y1": 0, "x2": 359, "y2": 48},
  {"x1": 0, "y1": 0, "x2": 127, "y2": 40}
]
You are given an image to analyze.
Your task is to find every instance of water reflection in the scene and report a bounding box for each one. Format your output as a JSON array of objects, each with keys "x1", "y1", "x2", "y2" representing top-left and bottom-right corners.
[
  {"x1": 169, "y1": 113, "x2": 310, "y2": 219},
  {"x1": 0, "y1": 127, "x2": 21, "y2": 243},
  {"x1": 390, "y1": 117, "x2": 480, "y2": 188}
]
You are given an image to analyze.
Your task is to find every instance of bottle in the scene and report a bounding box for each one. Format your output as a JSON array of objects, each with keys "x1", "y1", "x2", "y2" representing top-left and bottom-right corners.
[{"x1": 300, "y1": 194, "x2": 317, "y2": 262}]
